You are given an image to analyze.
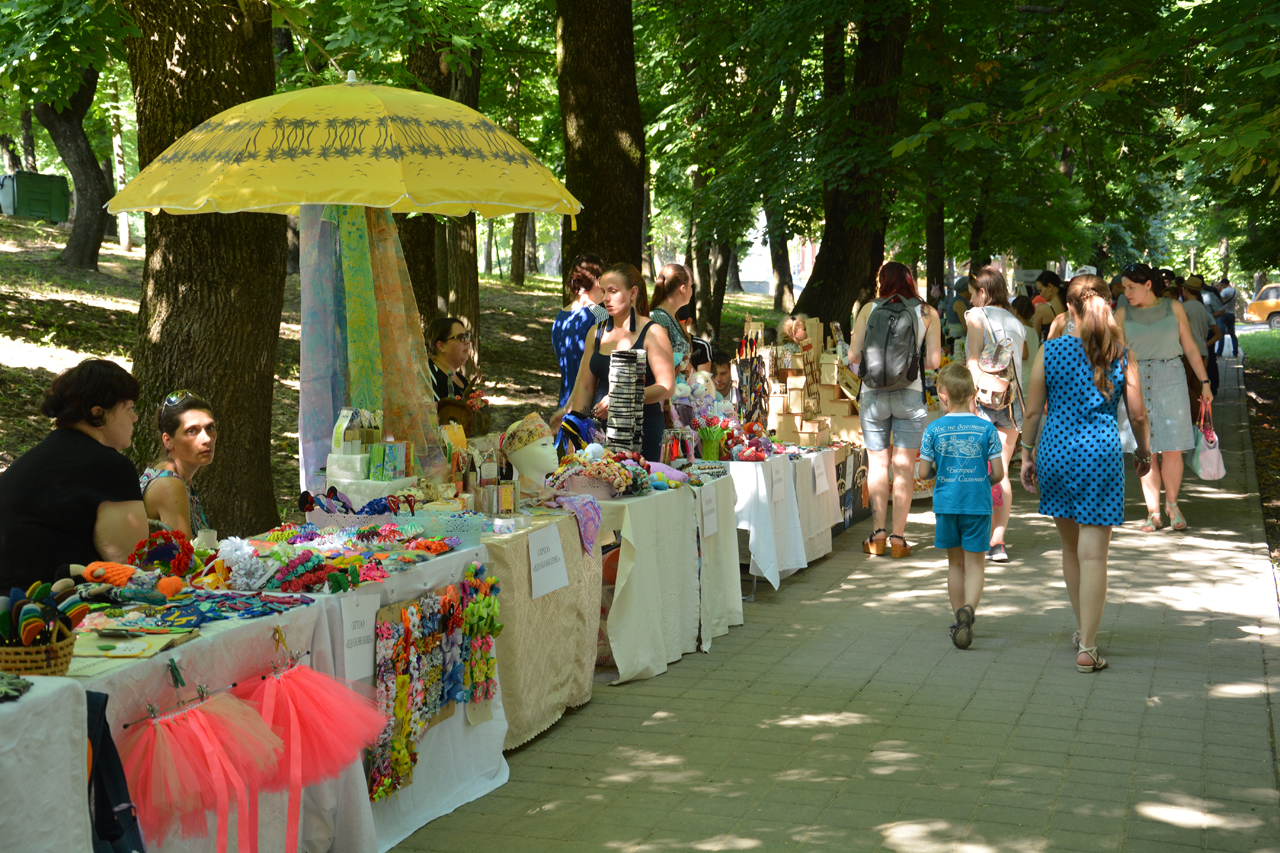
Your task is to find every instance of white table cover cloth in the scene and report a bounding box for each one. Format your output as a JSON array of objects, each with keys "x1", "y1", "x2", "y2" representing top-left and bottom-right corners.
[
  {"x1": 794, "y1": 450, "x2": 841, "y2": 562},
  {"x1": 0, "y1": 675, "x2": 92, "y2": 851},
  {"x1": 694, "y1": 474, "x2": 743, "y2": 651},
  {"x1": 599, "y1": 488, "x2": 700, "y2": 682},
  {"x1": 729, "y1": 455, "x2": 807, "y2": 588}
]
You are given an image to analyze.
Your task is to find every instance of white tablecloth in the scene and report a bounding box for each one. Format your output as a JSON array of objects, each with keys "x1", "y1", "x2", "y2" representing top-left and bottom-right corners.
[
  {"x1": 599, "y1": 488, "x2": 700, "y2": 683},
  {"x1": 0, "y1": 675, "x2": 92, "y2": 850},
  {"x1": 794, "y1": 450, "x2": 841, "y2": 562},
  {"x1": 694, "y1": 474, "x2": 743, "y2": 652},
  {"x1": 729, "y1": 455, "x2": 807, "y2": 588}
]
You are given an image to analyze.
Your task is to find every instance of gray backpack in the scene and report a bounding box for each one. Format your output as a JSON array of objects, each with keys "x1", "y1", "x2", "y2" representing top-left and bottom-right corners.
[{"x1": 859, "y1": 296, "x2": 921, "y2": 391}]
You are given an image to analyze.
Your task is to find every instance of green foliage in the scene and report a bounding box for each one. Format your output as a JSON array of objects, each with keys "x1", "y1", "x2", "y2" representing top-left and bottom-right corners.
[{"x1": 0, "y1": 0, "x2": 138, "y2": 106}]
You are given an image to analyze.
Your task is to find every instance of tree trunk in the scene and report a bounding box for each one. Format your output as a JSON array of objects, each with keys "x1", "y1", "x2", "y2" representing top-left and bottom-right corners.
[
  {"x1": 556, "y1": 0, "x2": 646, "y2": 305},
  {"x1": 766, "y1": 200, "x2": 795, "y2": 313},
  {"x1": 20, "y1": 107, "x2": 36, "y2": 172},
  {"x1": 923, "y1": 90, "x2": 944, "y2": 301},
  {"x1": 393, "y1": 213, "x2": 439, "y2": 334},
  {"x1": 709, "y1": 240, "x2": 732, "y2": 340},
  {"x1": 33, "y1": 68, "x2": 111, "y2": 270},
  {"x1": 793, "y1": 9, "x2": 911, "y2": 331},
  {"x1": 510, "y1": 212, "x2": 528, "y2": 287},
  {"x1": 968, "y1": 177, "x2": 992, "y2": 274},
  {"x1": 284, "y1": 215, "x2": 299, "y2": 274},
  {"x1": 446, "y1": 213, "x2": 481, "y2": 371},
  {"x1": 642, "y1": 169, "x2": 656, "y2": 279},
  {"x1": 108, "y1": 88, "x2": 132, "y2": 251},
  {"x1": 101, "y1": 158, "x2": 118, "y2": 239},
  {"x1": 1219, "y1": 235, "x2": 1230, "y2": 279},
  {"x1": 727, "y1": 250, "x2": 743, "y2": 293},
  {"x1": 0, "y1": 135, "x2": 19, "y2": 173},
  {"x1": 689, "y1": 167, "x2": 712, "y2": 333},
  {"x1": 484, "y1": 217, "x2": 494, "y2": 275},
  {"x1": 524, "y1": 213, "x2": 540, "y2": 275},
  {"x1": 125, "y1": 0, "x2": 286, "y2": 537}
]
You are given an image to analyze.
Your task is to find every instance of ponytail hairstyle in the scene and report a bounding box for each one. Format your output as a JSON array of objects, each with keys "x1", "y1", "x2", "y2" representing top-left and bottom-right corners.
[
  {"x1": 604, "y1": 262, "x2": 648, "y2": 316},
  {"x1": 651, "y1": 263, "x2": 692, "y2": 311},
  {"x1": 971, "y1": 265, "x2": 1011, "y2": 310},
  {"x1": 1067, "y1": 274, "x2": 1124, "y2": 398}
]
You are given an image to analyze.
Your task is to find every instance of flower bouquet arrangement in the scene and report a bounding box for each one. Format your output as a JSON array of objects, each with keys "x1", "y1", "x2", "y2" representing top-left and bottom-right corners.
[
  {"x1": 547, "y1": 443, "x2": 650, "y2": 498},
  {"x1": 692, "y1": 415, "x2": 730, "y2": 461}
]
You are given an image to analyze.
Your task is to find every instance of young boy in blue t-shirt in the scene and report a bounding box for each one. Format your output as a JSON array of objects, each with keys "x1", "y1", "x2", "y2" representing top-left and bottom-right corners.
[{"x1": 917, "y1": 363, "x2": 1003, "y2": 649}]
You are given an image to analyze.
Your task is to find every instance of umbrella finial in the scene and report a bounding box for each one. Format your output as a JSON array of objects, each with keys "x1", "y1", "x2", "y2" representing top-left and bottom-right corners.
[{"x1": 346, "y1": 70, "x2": 358, "y2": 84}]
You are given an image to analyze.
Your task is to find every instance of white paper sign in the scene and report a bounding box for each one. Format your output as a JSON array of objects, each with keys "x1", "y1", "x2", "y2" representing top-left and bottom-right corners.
[
  {"x1": 340, "y1": 594, "x2": 378, "y2": 683},
  {"x1": 700, "y1": 485, "x2": 718, "y2": 537},
  {"x1": 529, "y1": 524, "x2": 570, "y2": 599},
  {"x1": 814, "y1": 455, "x2": 830, "y2": 495},
  {"x1": 770, "y1": 458, "x2": 785, "y2": 503}
]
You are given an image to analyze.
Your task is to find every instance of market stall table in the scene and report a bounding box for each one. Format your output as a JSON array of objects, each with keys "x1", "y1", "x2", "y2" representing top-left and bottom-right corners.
[
  {"x1": 481, "y1": 512, "x2": 601, "y2": 749},
  {"x1": 693, "y1": 473, "x2": 743, "y2": 652}
]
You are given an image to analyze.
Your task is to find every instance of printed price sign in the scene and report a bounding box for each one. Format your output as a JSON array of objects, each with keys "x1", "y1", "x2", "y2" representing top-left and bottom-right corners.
[
  {"x1": 814, "y1": 455, "x2": 830, "y2": 495},
  {"x1": 529, "y1": 524, "x2": 570, "y2": 599},
  {"x1": 340, "y1": 594, "x2": 378, "y2": 683},
  {"x1": 700, "y1": 484, "x2": 719, "y2": 537},
  {"x1": 770, "y1": 457, "x2": 785, "y2": 503}
]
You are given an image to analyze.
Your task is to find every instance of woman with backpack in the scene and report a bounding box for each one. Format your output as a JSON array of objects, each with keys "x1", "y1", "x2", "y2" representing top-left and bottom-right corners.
[
  {"x1": 965, "y1": 267, "x2": 1027, "y2": 563},
  {"x1": 848, "y1": 262, "x2": 943, "y2": 557}
]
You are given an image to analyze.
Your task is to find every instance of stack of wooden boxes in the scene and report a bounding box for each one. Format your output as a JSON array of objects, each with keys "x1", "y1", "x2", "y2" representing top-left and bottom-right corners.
[{"x1": 766, "y1": 322, "x2": 864, "y2": 447}]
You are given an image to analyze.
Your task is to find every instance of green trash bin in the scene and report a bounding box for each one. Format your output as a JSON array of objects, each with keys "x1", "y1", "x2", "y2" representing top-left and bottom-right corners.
[{"x1": 0, "y1": 172, "x2": 71, "y2": 223}]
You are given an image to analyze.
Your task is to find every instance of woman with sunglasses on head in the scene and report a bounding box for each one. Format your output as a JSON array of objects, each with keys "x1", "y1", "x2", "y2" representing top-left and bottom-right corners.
[
  {"x1": 428, "y1": 317, "x2": 475, "y2": 402},
  {"x1": 567, "y1": 263, "x2": 676, "y2": 461},
  {"x1": 140, "y1": 391, "x2": 216, "y2": 538},
  {"x1": 551, "y1": 255, "x2": 609, "y2": 427},
  {"x1": 1116, "y1": 262, "x2": 1212, "y2": 532},
  {"x1": 0, "y1": 359, "x2": 148, "y2": 592}
]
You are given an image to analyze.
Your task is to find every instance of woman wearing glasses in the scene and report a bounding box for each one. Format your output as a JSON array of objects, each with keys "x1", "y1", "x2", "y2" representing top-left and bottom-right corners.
[
  {"x1": 0, "y1": 359, "x2": 148, "y2": 592},
  {"x1": 140, "y1": 391, "x2": 216, "y2": 538},
  {"x1": 1117, "y1": 263, "x2": 1212, "y2": 531},
  {"x1": 428, "y1": 317, "x2": 474, "y2": 402}
]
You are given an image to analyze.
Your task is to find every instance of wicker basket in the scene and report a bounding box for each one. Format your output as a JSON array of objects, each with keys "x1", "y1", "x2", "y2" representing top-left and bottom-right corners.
[{"x1": 0, "y1": 630, "x2": 76, "y2": 676}]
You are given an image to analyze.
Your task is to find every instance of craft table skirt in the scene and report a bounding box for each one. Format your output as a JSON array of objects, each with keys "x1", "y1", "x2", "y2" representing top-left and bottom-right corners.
[
  {"x1": 482, "y1": 513, "x2": 602, "y2": 750},
  {"x1": 694, "y1": 474, "x2": 743, "y2": 652},
  {"x1": 0, "y1": 675, "x2": 92, "y2": 850},
  {"x1": 599, "y1": 488, "x2": 701, "y2": 682},
  {"x1": 729, "y1": 455, "x2": 806, "y2": 589},
  {"x1": 309, "y1": 545, "x2": 510, "y2": 852},
  {"x1": 794, "y1": 450, "x2": 842, "y2": 562}
]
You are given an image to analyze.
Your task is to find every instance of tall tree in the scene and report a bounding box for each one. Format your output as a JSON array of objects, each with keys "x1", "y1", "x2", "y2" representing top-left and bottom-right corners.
[
  {"x1": 794, "y1": 6, "x2": 912, "y2": 329},
  {"x1": 557, "y1": 0, "x2": 646, "y2": 300},
  {"x1": 124, "y1": 0, "x2": 286, "y2": 536}
]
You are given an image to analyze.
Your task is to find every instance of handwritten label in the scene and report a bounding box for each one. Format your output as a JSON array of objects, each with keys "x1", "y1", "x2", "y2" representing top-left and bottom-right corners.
[
  {"x1": 529, "y1": 524, "x2": 570, "y2": 599},
  {"x1": 700, "y1": 483, "x2": 719, "y2": 537},
  {"x1": 770, "y1": 457, "x2": 785, "y2": 503},
  {"x1": 340, "y1": 594, "x2": 378, "y2": 683},
  {"x1": 814, "y1": 454, "x2": 830, "y2": 495}
]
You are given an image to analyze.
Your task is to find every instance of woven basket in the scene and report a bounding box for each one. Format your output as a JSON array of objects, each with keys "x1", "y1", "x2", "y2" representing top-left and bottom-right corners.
[{"x1": 0, "y1": 630, "x2": 76, "y2": 676}]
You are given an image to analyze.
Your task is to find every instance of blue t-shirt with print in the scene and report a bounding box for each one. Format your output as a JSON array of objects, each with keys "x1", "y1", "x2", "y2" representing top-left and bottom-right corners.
[{"x1": 919, "y1": 413, "x2": 1002, "y2": 516}]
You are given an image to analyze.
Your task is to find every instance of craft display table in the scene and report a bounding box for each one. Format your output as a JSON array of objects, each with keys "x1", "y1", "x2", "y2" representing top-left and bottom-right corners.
[
  {"x1": 729, "y1": 450, "x2": 841, "y2": 589},
  {"x1": 597, "y1": 476, "x2": 742, "y2": 683},
  {"x1": 481, "y1": 513, "x2": 602, "y2": 749}
]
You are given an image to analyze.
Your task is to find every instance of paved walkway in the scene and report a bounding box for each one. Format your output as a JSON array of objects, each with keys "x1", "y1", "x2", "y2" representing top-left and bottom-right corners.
[{"x1": 398, "y1": 355, "x2": 1280, "y2": 852}]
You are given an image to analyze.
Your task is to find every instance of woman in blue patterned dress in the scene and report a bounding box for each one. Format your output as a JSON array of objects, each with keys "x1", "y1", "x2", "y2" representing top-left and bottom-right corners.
[{"x1": 1019, "y1": 276, "x2": 1151, "y2": 673}]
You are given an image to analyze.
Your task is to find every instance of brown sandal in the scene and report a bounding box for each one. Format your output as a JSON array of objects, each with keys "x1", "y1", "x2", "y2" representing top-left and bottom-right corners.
[
  {"x1": 863, "y1": 528, "x2": 887, "y2": 556},
  {"x1": 890, "y1": 534, "x2": 912, "y2": 558}
]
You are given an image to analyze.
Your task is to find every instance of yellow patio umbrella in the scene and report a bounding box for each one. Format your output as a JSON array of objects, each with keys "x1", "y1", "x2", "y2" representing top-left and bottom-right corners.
[
  {"x1": 109, "y1": 73, "x2": 580, "y2": 493},
  {"x1": 108, "y1": 72, "x2": 581, "y2": 219}
]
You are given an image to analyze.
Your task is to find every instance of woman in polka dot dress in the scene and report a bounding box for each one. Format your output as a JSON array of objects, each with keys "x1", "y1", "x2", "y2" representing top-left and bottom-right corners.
[{"x1": 1019, "y1": 276, "x2": 1152, "y2": 673}]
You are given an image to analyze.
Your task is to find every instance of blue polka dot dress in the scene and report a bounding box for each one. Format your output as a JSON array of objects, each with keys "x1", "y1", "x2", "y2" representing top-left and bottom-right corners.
[{"x1": 1037, "y1": 337, "x2": 1127, "y2": 526}]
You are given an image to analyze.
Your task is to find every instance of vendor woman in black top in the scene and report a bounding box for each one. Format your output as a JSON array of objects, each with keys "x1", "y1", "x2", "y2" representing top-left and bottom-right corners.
[
  {"x1": 428, "y1": 316, "x2": 474, "y2": 401},
  {"x1": 0, "y1": 359, "x2": 148, "y2": 591},
  {"x1": 567, "y1": 263, "x2": 675, "y2": 461}
]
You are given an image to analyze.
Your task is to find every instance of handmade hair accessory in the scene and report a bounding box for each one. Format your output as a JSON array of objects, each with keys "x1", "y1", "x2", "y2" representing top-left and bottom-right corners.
[
  {"x1": 499, "y1": 412, "x2": 553, "y2": 458},
  {"x1": 126, "y1": 530, "x2": 196, "y2": 576},
  {"x1": 217, "y1": 538, "x2": 276, "y2": 591},
  {"x1": 232, "y1": 628, "x2": 385, "y2": 853}
]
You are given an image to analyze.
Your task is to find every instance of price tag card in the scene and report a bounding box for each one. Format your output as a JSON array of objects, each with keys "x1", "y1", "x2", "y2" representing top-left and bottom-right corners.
[
  {"x1": 700, "y1": 485, "x2": 719, "y2": 537},
  {"x1": 770, "y1": 457, "x2": 785, "y2": 503},
  {"x1": 529, "y1": 524, "x2": 570, "y2": 599},
  {"x1": 340, "y1": 594, "x2": 379, "y2": 683},
  {"x1": 814, "y1": 454, "x2": 830, "y2": 495}
]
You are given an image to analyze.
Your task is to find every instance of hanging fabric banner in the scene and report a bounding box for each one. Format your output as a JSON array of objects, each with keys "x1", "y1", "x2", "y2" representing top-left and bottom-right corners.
[
  {"x1": 298, "y1": 205, "x2": 348, "y2": 493},
  {"x1": 328, "y1": 204, "x2": 384, "y2": 412}
]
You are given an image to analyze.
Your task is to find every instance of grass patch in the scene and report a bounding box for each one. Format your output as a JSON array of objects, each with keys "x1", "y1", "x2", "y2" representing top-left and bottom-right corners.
[
  {"x1": 1242, "y1": 330, "x2": 1280, "y2": 561},
  {"x1": 1242, "y1": 329, "x2": 1280, "y2": 363}
]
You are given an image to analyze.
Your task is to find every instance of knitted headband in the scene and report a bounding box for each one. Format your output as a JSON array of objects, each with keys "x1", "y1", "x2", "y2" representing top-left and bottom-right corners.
[{"x1": 500, "y1": 413, "x2": 552, "y2": 457}]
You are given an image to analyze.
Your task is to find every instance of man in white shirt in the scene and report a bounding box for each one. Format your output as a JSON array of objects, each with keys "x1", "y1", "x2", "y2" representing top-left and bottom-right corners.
[{"x1": 1215, "y1": 279, "x2": 1239, "y2": 358}]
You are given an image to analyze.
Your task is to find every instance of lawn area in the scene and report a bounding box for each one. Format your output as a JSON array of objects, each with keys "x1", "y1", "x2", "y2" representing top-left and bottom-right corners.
[
  {"x1": 0, "y1": 221, "x2": 783, "y2": 515},
  {"x1": 1242, "y1": 328, "x2": 1280, "y2": 561}
]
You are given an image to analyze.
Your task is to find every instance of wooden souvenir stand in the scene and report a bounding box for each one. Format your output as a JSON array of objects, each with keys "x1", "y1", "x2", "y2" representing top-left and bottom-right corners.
[{"x1": 766, "y1": 319, "x2": 862, "y2": 447}]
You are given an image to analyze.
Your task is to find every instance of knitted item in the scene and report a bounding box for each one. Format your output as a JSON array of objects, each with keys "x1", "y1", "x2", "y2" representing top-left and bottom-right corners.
[
  {"x1": 83, "y1": 562, "x2": 136, "y2": 587},
  {"x1": 155, "y1": 576, "x2": 185, "y2": 599}
]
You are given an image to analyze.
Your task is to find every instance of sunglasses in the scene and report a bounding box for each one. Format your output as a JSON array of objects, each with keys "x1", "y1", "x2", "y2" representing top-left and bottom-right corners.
[
  {"x1": 446, "y1": 333, "x2": 472, "y2": 344},
  {"x1": 1122, "y1": 263, "x2": 1153, "y2": 279},
  {"x1": 163, "y1": 389, "x2": 197, "y2": 409}
]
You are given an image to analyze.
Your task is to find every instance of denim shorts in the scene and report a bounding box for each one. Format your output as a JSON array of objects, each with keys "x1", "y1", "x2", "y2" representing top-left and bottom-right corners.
[
  {"x1": 859, "y1": 387, "x2": 928, "y2": 451},
  {"x1": 977, "y1": 394, "x2": 1023, "y2": 432},
  {"x1": 935, "y1": 513, "x2": 991, "y2": 552}
]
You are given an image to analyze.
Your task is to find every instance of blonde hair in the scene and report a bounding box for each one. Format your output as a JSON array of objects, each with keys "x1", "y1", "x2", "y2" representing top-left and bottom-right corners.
[
  {"x1": 1068, "y1": 275, "x2": 1124, "y2": 397},
  {"x1": 937, "y1": 362, "x2": 975, "y2": 403},
  {"x1": 778, "y1": 313, "x2": 809, "y2": 344}
]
